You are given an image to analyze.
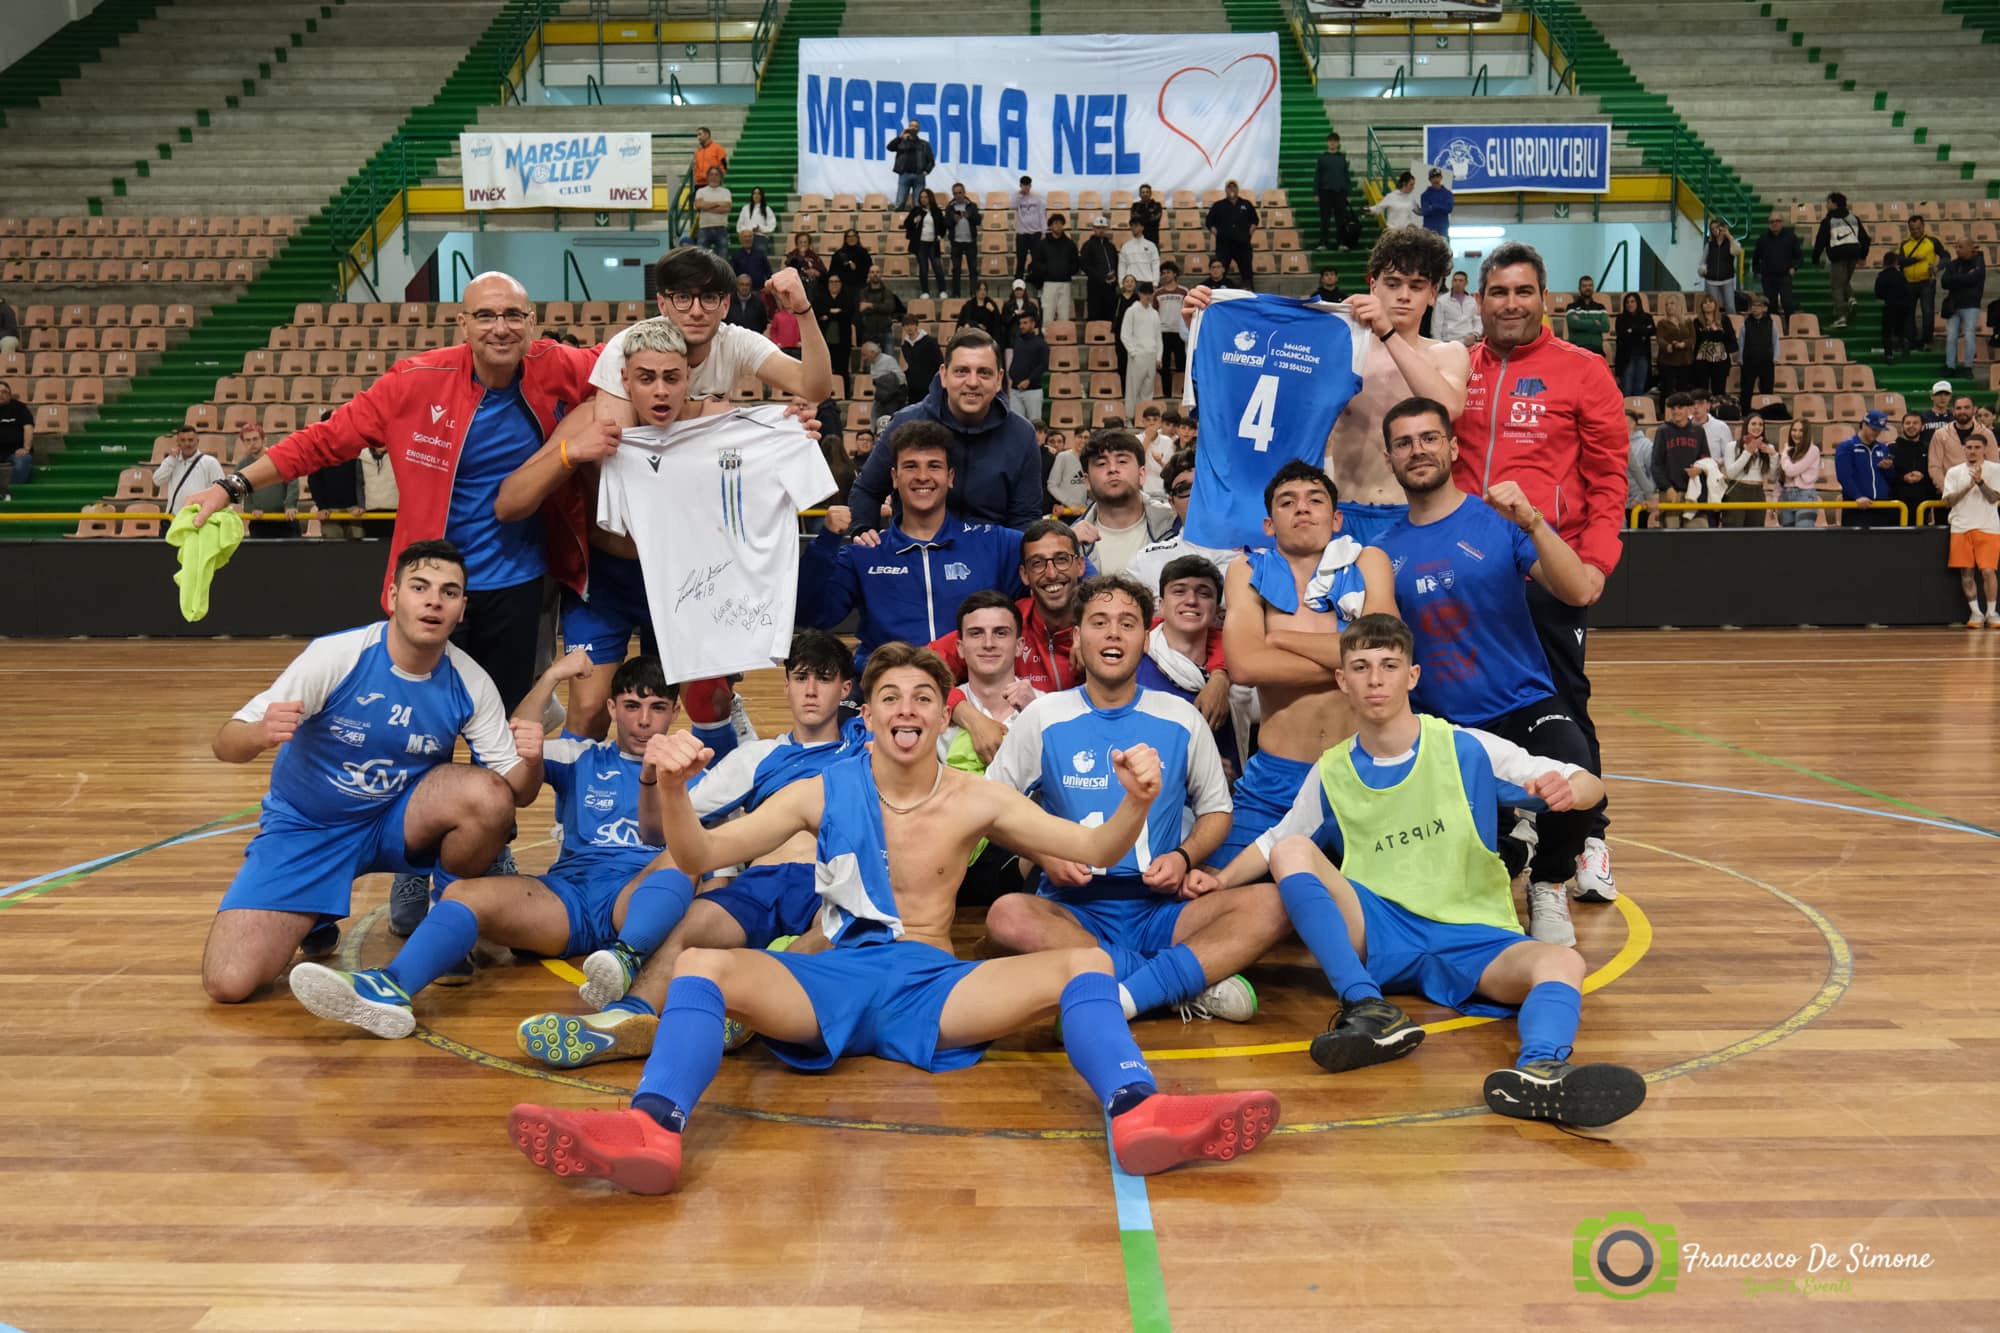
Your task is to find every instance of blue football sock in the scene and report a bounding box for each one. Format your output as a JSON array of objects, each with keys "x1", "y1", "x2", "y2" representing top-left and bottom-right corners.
[
  {"x1": 1120, "y1": 943, "x2": 1208, "y2": 1017},
  {"x1": 608, "y1": 993, "x2": 657, "y2": 1018},
  {"x1": 381, "y1": 898, "x2": 479, "y2": 996},
  {"x1": 631, "y1": 975, "x2": 727, "y2": 1131},
  {"x1": 1516, "y1": 980, "x2": 1582, "y2": 1066},
  {"x1": 690, "y1": 719, "x2": 741, "y2": 764},
  {"x1": 1278, "y1": 873, "x2": 1382, "y2": 1004},
  {"x1": 617, "y1": 868, "x2": 694, "y2": 956},
  {"x1": 1059, "y1": 971, "x2": 1156, "y2": 1111}
]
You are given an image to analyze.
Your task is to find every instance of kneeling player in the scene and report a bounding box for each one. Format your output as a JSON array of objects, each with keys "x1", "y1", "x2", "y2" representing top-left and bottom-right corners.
[
  {"x1": 507, "y1": 644, "x2": 1280, "y2": 1194},
  {"x1": 1230, "y1": 614, "x2": 1643, "y2": 1128},
  {"x1": 289, "y1": 650, "x2": 696, "y2": 1037},
  {"x1": 202, "y1": 541, "x2": 538, "y2": 1003}
]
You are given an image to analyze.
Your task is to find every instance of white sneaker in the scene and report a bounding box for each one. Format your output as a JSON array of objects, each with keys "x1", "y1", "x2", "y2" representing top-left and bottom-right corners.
[
  {"x1": 1572, "y1": 836, "x2": 1617, "y2": 902},
  {"x1": 1178, "y1": 973, "x2": 1258, "y2": 1023},
  {"x1": 1986, "y1": 611, "x2": 2000, "y2": 628},
  {"x1": 1527, "y1": 883, "x2": 1576, "y2": 947}
]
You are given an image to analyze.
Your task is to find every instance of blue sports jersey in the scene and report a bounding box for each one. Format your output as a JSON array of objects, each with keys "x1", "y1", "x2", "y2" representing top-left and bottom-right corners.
[
  {"x1": 447, "y1": 377, "x2": 547, "y2": 590},
  {"x1": 689, "y1": 727, "x2": 865, "y2": 825},
  {"x1": 1376, "y1": 495, "x2": 1555, "y2": 725},
  {"x1": 1182, "y1": 291, "x2": 1368, "y2": 551},
  {"x1": 543, "y1": 733, "x2": 661, "y2": 885},
  {"x1": 985, "y1": 686, "x2": 1232, "y2": 895},
  {"x1": 235, "y1": 622, "x2": 520, "y2": 827},
  {"x1": 813, "y1": 753, "x2": 904, "y2": 948}
]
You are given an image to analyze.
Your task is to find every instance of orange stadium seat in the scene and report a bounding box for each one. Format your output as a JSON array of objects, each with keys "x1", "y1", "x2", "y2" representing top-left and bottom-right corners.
[{"x1": 66, "y1": 504, "x2": 117, "y2": 539}]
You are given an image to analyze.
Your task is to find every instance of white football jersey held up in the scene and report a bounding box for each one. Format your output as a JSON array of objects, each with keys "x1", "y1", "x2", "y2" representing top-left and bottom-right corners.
[{"x1": 597, "y1": 404, "x2": 837, "y2": 682}]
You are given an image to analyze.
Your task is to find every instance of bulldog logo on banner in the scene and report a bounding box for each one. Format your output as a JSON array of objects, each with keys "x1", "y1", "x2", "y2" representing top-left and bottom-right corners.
[{"x1": 459, "y1": 132, "x2": 654, "y2": 209}]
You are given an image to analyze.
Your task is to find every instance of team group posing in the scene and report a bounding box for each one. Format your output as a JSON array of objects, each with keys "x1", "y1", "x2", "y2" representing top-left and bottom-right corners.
[{"x1": 190, "y1": 227, "x2": 1643, "y2": 1196}]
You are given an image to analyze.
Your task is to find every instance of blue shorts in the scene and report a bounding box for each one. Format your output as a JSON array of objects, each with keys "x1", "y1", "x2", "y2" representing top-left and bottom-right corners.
[
  {"x1": 1210, "y1": 750, "x2": 1315, "y2": 871},
  {"x1": 701, "y1": 862, "x2": 820, "y2": 946},
  {"x1": 561, "y1": 550, "x2": 656, "y2": 665},
  {"x1": 763, "y1": 940, "x2": 989, "y2": 1073},
  {"x1": 1039, "y1": 881, "x2": 1186, "y2": 954},
  {"x1": 1353, "y1": 881, "x2": 1526, "y2": 1018},
  {"x1": 218, "y1": 788, "x2": 433, "y2": 921},
  {"x1": 1339, "y1": 500, "x2": 1409, "y2": 549},
  {"x1": 537, "y1": 869, "x2": 624, "y2": 956}
]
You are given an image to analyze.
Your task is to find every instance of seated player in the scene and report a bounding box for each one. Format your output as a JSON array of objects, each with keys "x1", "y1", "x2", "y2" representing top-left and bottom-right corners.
[
  {"x1": 286, "y1": 649, "x2": 697, "y2": 1037},
  {"x1": 1207, "y1": 461, "x2": 1395, "y2": 873},
  {"x1": 1136, "y1": 553, "x2": 1239, "y2": 776},
  {"x1": 515, "y1": 629, "x2": 860, "y2": 1067},
  {"x1": 1255, "y1": 614, "x2": 1643, "y2": 1128},
  {"x1": 506, "y1": 644, "x2": 1280, "y2": 1194},
  {"x1": 983, "y1": 576, "x2": 1285, "y2": 1023},
  {"x1": 201, "y1": 541, "x2": 538, "y2": 1003},
  {"x1": 1373, "y1": 396, "x2": 1609, "y2": 945}
]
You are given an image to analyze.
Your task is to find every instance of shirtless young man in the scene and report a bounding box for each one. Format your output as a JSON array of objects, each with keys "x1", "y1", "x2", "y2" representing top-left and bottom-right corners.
[
  {"x1": 1205, "y1": 462, "x2": 1396, "y2": 873},
  {"x1": 506, "y1": 643, "x2": 1279, "y2": 1194}
]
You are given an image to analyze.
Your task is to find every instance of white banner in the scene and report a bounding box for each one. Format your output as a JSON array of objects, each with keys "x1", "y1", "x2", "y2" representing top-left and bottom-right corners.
[
  {"x1": 797, "y1": 35, "x2": 1281, "y2": 200},
  {"x1": 458, "y1": 131, "x2": 654, "y2": 210}
]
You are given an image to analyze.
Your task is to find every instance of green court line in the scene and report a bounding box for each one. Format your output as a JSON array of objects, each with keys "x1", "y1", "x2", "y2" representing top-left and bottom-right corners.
[
  {"x1": 0, "y1": 804, "x2": 260, "y2": 911},
  {"x1": 1617, "y1": 708, "x2": 1993, "y2": 831},
  {"x1": 1121, "y1": 1231, "x2": 1171, "y2": 1333}
]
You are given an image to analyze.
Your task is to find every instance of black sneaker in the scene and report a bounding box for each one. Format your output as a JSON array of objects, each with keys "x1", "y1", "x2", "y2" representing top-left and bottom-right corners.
[
  {"x1": 388, "y1": 873, "x2": 431, "y2": 937},
  {"x1": 1308, "y1": 997, "x2": 1425, "y2": 1074},
  {"x1": 1483, "y1": 1059, "x2": 1647, "y2": 1127},
  {"x1": 299, "y1": 920, "x2": 340, "y2": 960}
]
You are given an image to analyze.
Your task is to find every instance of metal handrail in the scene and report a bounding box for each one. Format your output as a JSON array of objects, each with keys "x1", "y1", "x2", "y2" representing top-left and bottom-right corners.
[
  {"x1": 1280, "y1": 0, "x2": 1321, "y2": 80},
  {"x1": 1598, "y1": 239, "x2": 1629, "y2": 292},
  {"x1": 562, "y1": 249, "x2": 594, "y2": 302},
  {"x1": 493, "y1": 0, "x2": 554, "y2": 106},
  {"x1": 1386, "y1": 64, "x2": 1406, "y2": 98},
  {"x1": 450, "y1": 250, "x2": 475, "y2": 302},
  {"x1": 585, "y1": 73, "x2": 604, "y2": 105},
  {"x1": 1470, "y1": 63, "x2": 1490, "y2": 97},
  {"x1": 749, "y1": 0, "x2": 779, "y2": 92}
]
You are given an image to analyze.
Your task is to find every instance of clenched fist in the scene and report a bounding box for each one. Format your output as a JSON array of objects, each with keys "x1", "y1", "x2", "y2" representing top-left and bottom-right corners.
[
  {"x1": 1112, "y1": 743, "x2": 1161, "y2": 803},
  {"x1": 644, "y1": 730, "x2": 714, "y2": 786},
  {"x1": 259, "y1": 700, "x2": 304, "y2": 750},
  {"x1": 509, "y1": 717, "x2": 545, "y2": 764}
]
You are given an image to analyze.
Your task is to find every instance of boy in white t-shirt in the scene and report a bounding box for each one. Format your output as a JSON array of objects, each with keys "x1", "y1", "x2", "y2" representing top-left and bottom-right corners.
[
  {"x1": 1942, "y1": 434, "x2": 2000, "y2": 626},
  {"x1": 942, "y1": 588, "x2": 1042, "y2": 774}
]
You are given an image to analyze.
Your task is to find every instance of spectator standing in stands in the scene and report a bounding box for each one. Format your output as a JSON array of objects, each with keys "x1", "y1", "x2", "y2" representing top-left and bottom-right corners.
[
  {"x1": 849, "y1": 328, "x2": 1043, "y2": 532},
  {"x1": 1691, "y1": 390, "x2": 1734, "y2": 463},
  {"x1": 0, "y1": 295, "x2": 18, "y2": 355},
  {"x1": 1835, "y1": 409, "x2": 1898, "y2": 527},
  {"x1": 1691, "y1": 296, "x2": 1738, "y2": 403},
  {"x1": 358, "y1": 441, "x2": 398, "y2": 541},
  {"x1": 1613, "y1": 293, "x2": 1655, "y2": 395},
  {"x1": 955, "y1": 279, "x2": 1002, "y2": 343},
  {"x1": 230, "y1": 423, "x2": 298, "y2": 538},
  {"x1": 1940, "y1": 235, "x2": 1987, "y2": 377},
  {"x1": 944, "y1": 183, "x2": 981, "y2": 300},
  {"x1": 1081, "y1": 217, "x2": 1122, "y2": 325},
  {"x1": 1626, "y1": 408, "x2": 1656, "y2": 527},
  {"x1": 1155, "y1": 261, "x2": 1189, "y2": 396},
  {"x1": 1813, "y1": 192, "x2": 1871, "y2": 330},
  {"x1": 888, "y1": 118, "x2": 934, "y2": 211},
  {"x1": 1008, "y1": 310, "x2": 1049, "y2": 423},
  {"x1": 857, "y1": 271, "x2": 904, "y2": 352},
  {"x1": 1942, "y1": 435, "x2": 2000, "y2": 625},
  {"x1": 1890, "y1": 410, "x2": 1939, "y2": 526},
  {"x1": 1700, "y1": 217, "x2": 1741, "y2": 312},
  {"x1": 1012, "y1": 176, "x2": 1046, "y2": 281},
  {"x1": 830, "y1": 227, "x2": 872, "y2": 294},
  {"x1": 1138, "y1": 405, "x2": 1174, "y2": 494},
  {"x1": 1370, "y1": 171, "x2": 1420, "y2": 232},
  {"x1": 813, "y1": 273, "x2": 856, "y2": 379},
  {"x1": 1775, "y1": 418, "x2": 1822, "y2": 527},
  {"x1": 1315, "y1": 133, "x2": 1357, "y2": 250},
  {"x1": 902, "y1": 189, "x2": 946, "y2": 300},
  {"x1": 1434, "y1": 270, "x2": 1482, "y2": 345},
  {"x1": 1129, "y1": 184, "x2": 1164, "y2": 246},
  {"x1": 1654, "y1": 293, "x2": 1694, "y2": 395},
  {"x1": 1070, "y1": 430, "x2": 1178, "y2": 576},
  {"x1": 1739, "y1": 292, "x2": 1779, "y2": 403},
  {"x1": 999, "y1": 280, "x2": 1040, "y2": 363},
  {"x1": 693, "y1": 168, "x2": 732, "y2": 256},
  {"x1": 1649, "y1": 393, "x2": 1707, "y2": 529},
  {"x1": 730, "y1": 231, "x2": 772, "y2": 292},
  {"x1": 1563, "y1": 278, "x2": 1609, "y2": 361},
  {"x1": 1923, "y1": 381, "x2": 1955, "y2": 439},
  {"x1": 1204, "y1": 181, "x2": 1259, "y2": 291},
  {"x1": 735, "y1": 186, "x2": 777, "y2": 255},
  {"x1": 1118, "y1": 218, "x2": 1160, "y2": 290},
  {"x1": 1045, "y1": 428, "x2": 1087, "y2": 514},
  {"x1": 156, "y1": 425, "x2": 223, "y2": 514},
  {"x1": 0, "y1": 381, "x2": 34, "y2": 496},
  {"x1": 1112, "y1": 275, "x2": 1140, "y2": 383},
  {"x1": 692, "y1": 126, "x2": 727, "y2": 184},
  {"x1": 783, "y1": 230, "x2": 826, "y2": 289},
  {"x1": 309, "y1": 446, "x2": 364, "y2": 541},
  {"x1": 1752, "y1": 210, "x2": 1802, "y2": 332},
  {"x1": 1121, "y1": 283, "x2": 1162, "y2": 421},
  {"x1": 1927, "y1": 394, "x2": 1997, "y2": 519},
  {"x1": 1031, "y1": 214, "x2": 1081, "y2": 325},
  {"x1": 1875, "y1": 250, "x2": 1916, "y2": 363},
  {"x1": 1312, "y1": 265, "x2": 1350, "y2": 303},
  {"x1": 1720, "y1": 413, "x2": 1775, "y2": 527},
  {"x1": 1897, "y1": 215, "x2": 1946, "y2": 351},
  {"x1": 1419, "y1": 168, "x2": 1453, "y2": 237},
  {"x1": 863, "y1": 341, "x2": 907, "y2": 415}
]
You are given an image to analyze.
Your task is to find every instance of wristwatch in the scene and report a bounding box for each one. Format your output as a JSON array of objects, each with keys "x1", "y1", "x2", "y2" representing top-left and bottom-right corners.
[{"x1": 220, "y1": 472, "x2": 252, "y2": 503}]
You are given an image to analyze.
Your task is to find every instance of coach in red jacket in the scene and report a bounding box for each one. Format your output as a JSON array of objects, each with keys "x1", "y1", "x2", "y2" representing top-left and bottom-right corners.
[
  {"x1": 187, "y1": 272, "x2": 600, "y2": 711},
  {"x1": 1452, "y1": 240, "x2": 1626, "y2": 904}
]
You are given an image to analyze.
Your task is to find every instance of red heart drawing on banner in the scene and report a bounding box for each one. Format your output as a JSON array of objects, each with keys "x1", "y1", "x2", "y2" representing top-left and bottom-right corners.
[{"x1": 1157, "y1": 54, "x2": 1280, "y2": 168}]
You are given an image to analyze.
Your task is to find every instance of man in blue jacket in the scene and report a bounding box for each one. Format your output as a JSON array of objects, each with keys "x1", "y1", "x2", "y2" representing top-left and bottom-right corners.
[
  {"x1": 846, "y1": 327, "x2": 1045, "y2": 533},
  {"x1": 803, "y1": 419, "x2": 1028, "y2": 677},
  {"x1": 1835, "y1": 409, "x2": 1899, "y2": 528}
]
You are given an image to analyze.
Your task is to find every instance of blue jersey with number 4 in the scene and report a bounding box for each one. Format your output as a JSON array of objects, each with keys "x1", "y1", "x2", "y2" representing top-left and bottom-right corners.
[{"x1": 1182, "y1": 292, "x2": 1368, "y2": 551}]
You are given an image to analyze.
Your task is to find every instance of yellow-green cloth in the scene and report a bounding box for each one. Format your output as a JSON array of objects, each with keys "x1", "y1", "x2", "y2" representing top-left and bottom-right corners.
[{"x1": 164, "y1": 506, "x2": 244, "y2": 622}]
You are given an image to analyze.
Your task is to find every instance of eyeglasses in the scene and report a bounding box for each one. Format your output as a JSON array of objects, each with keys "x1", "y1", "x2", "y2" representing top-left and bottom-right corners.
[
  {"x1": 1168, "y1": 482, "x2": 1194, "y2": 498},
  {"x1": 466, "y1": 309, "x2": 533, "y2": 327},
  {"x1": 665, "y1": 291, "x2": 729, "y2": 312},
  {"x1": 1022, "y1": 552, "x2": 1080, "y2": 575},
  {"x1": 1387, "y1": 430, "x2": 1451, "y2": 455}
]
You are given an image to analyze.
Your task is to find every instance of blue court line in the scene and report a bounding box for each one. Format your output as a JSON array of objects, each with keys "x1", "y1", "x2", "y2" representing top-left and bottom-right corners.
[
  {"x1": 1106, "y1": 1116, "x2": 1171, "y2": 1332},
  {"x1": 1604, "y1": 774, "x2": 2000, "y2": 841},
  {"x1": 1, "y1": 821, "x2": 257, "y2": 902}
]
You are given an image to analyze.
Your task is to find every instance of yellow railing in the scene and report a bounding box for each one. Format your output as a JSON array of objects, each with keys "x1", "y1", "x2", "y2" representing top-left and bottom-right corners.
[
  {"x1": 1628, "y1": 500, "x2": 1912, "y2": 526},
  {"x1": 1917, "y1": 500, "x2": 1948, "y2": 525}
]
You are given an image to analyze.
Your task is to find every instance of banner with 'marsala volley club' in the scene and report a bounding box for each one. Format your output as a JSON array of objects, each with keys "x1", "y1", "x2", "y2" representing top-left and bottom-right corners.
[
  {"x1": 796, "y1": 35, "x2": 1281, "y2": 198},
  {"x1": 458, "y1": 131, "x2": 654, "y2": 210}
]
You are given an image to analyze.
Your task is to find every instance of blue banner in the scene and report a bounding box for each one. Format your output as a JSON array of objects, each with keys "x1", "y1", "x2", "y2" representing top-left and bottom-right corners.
[{"x1": 1424, "y1": 123, "x2": 1611, "y2": 194}]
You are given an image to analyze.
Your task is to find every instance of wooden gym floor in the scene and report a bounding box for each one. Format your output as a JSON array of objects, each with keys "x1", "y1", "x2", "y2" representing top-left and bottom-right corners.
[{"x1": 2, "y1": 629, "x2": 1997, "y2": 1331}]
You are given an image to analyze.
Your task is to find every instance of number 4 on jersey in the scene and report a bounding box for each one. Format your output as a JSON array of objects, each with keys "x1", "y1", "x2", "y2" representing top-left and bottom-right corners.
[{"x1": 1237, "y1": 373, "x2": 1280, "y2": 453}]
